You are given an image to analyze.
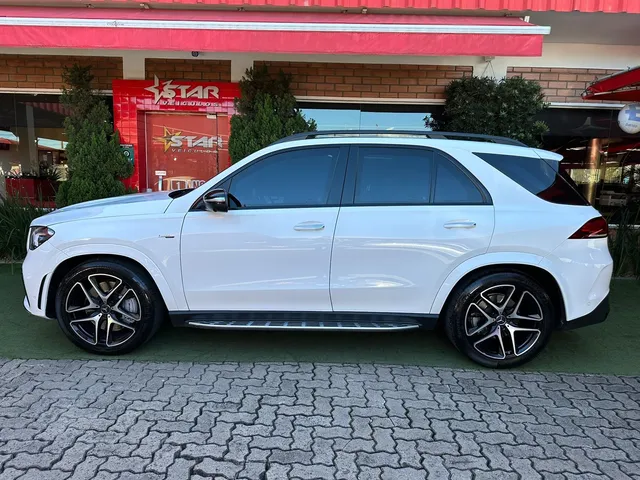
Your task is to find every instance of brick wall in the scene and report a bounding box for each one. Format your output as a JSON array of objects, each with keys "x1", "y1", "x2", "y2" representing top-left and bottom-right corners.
[
  {"x1": 0, "y1": 55, "x2": 122, "y2": 90},
  {"x1": 257, "y1": 62, "x2": 472, "y2": 99},
  {"x1": 507, "y1": 67, "x2": 621, "y2": 103},
  {"x1": 146, "y1": 59, "x2": 231, "y2": 82}
]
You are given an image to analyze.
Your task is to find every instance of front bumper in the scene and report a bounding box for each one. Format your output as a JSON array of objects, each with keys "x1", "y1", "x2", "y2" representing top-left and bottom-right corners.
[
  {"x1": 22, "y1": 241, "x2": 66, "y2": 319},
  {"x1": 560, "y1": 294, "x2": 609, "y2": 330}
]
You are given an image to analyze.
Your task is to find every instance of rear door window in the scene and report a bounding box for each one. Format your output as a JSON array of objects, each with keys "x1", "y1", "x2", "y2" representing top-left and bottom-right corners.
[
  {"x1": 433, "y1": 154, "x2": 486, "y2": 205},
  {"x1": 475, "y1": 152, "x2": 589, "y2": 206},
  {"x1": 353, "y1": 146, "x2": 433, "y2": 205}
]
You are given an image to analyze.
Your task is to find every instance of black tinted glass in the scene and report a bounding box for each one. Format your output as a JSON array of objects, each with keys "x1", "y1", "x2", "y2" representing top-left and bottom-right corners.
[
  {"x1": 354, "y1": 147, "x2": 432, "y2": 205},
  {"x1": 475, "y1": 152, "x2": 589, "y2": 206},
  {"x1": 229, "y1": 147, "x2": 340, "y2": 208},
  {"x1": 433, "y1": 155, "x2": 485, "y2": 204}
]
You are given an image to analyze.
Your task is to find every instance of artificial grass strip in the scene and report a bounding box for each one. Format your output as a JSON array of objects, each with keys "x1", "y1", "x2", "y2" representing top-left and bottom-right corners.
[{"x1": 2, "y1": 264, "x2": 638, "y2": 375}]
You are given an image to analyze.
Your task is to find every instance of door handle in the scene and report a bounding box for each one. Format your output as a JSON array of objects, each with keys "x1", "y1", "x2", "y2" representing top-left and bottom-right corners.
[
  {"x1": 444, "y1": 221, "x2": 477, "y2": 229},
  {"x1": 294, "y1": 222, "x2": 325, "y2": 231}
]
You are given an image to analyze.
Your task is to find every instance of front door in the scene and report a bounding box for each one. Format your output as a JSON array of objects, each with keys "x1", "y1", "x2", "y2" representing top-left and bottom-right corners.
[
  {"x1": 180, "y1": 145, "x2": 348, "y2": 312},
  {"x1": 145, "y1": 112, "x2": 226, "y2": 192},
  {"x1": 330, "y1": 146, "x2": 495, "y2": 314}
]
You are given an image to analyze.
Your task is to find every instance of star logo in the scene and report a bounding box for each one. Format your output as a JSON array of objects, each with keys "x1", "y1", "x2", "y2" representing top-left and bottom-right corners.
[
  {"x1": 145, "y1": 75, "x2": 178, "y2": 104},
  {"x1": 154, "y1": 127, "x2": 181, "y2": 152},
  {"x1": 144, "y1": 75, "x2": 221, "y2": 104}
]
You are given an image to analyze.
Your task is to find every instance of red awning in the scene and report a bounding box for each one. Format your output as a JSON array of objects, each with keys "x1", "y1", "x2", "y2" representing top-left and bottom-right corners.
[
  {"x1": 583, "y1": 66, "x2": 640, "y2": 102},
  {"x1": 0, "y1": 7, "x2": 549, "y2": 56},
  {"x1": 5, "y1": 0, "x2": 639, "y2": 14}
]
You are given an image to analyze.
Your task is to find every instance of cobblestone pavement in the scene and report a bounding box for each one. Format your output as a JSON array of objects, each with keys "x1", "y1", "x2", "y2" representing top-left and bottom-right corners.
[{"x1": 1, "y1": 360, "x2": 640, "y2": 480}]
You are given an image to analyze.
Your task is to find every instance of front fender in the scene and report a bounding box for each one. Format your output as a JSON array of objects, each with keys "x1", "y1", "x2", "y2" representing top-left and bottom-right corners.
[
  {"x1": 58, "y1": 244, "x2": 187, "y2": 311},
  {"x1": 429, "y1": 252, "x2": 549, "y2": 314}
]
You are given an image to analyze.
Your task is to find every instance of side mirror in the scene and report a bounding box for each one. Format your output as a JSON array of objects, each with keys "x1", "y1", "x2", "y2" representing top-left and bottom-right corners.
[{"x1": 203, "y1": 189, "x2": 229, "y2": 212}]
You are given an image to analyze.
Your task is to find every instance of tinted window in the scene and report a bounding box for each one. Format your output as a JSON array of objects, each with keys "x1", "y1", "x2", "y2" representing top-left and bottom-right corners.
[
  {"x1": 229, "y1": 147, "x2": 340, "y2": 208},
  {"x1": 433, "y1": 155, "x2": 485, "y2": 204},
  {"x1": 354, "y1": 147, "x2": 432, "y2": 205},
  {"x1": 475, "y1": 152, "x2": 589, "y2": 206}
]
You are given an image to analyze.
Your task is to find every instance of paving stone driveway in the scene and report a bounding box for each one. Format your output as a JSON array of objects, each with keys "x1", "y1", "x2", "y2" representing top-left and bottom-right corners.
[{"x1": 1, "y1": 359, "x2": 639, "y2": 480}]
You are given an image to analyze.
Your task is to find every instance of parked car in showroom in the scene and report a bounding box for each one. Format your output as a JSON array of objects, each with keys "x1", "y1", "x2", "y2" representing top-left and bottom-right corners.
[{"x1": 22, "y1": 131, "x2": 612, "y2": 368}]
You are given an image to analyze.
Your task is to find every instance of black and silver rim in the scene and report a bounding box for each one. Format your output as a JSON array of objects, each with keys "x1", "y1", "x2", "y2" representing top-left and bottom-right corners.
[
  {"x1": 65, "y1": 273, "x2": 141, "y2": 348},
  {"x1": 465, "y1": 284, "x2": 544, "y2": 360}
]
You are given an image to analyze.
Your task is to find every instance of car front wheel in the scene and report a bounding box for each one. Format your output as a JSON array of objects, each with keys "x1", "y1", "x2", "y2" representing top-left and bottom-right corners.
[
  {"x1": 444, "y1": 271, "x2": 555, "y2": 368},
  {"x1": 55, "y1": 260, "x2": 164, "y2": 355}
]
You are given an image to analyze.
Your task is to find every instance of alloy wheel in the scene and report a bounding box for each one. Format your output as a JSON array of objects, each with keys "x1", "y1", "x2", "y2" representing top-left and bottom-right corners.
[
  {"x1": 464, "y1": 284, "x2": 543, "y2": 360},
  {"x1": 64, "y1": 273, "x2": 142, "y2": 348}
]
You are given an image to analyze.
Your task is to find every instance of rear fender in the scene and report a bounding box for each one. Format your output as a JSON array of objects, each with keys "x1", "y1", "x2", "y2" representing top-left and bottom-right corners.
[{"x1": 429, "y1": 252, "x2": 556, "y2": 314}]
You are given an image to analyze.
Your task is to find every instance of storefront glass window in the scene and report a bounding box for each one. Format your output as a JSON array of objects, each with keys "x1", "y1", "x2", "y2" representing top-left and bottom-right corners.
[
  {"x1": 537, "y1": 108, "x2": 640, "y2": 222},
  {"x1": 0, "y1": 93, "x2": 113, "y2": 201},
  {"x1": 0, "y1": 93, "x2": 69, "y2": 199},
  {"x1": 299, "y1": 103, "x2": 435, "y2": 131}
]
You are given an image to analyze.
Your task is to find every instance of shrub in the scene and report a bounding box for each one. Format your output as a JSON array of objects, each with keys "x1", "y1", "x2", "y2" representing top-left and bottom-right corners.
[
  {"x1": 229, "y1": 66, "x2": 316, "y2": 163},
  {"x1": 430, "y1": 76, "x2": 549, "y2": 147},
  {"x1": 0, "y1": 195, "x2": 47, "y2": 262},
  {"x1": 56, "y1": 65, "x2": 133, "y2": 207},
  {"x1": 607, "y1": 206, "x2": 640, "y2": 279}
]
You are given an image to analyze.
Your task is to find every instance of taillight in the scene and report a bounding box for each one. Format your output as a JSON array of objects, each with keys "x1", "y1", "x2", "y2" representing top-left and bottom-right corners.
[{"x1": 569, "y1": 217, "x2": 609, "y2": 239}]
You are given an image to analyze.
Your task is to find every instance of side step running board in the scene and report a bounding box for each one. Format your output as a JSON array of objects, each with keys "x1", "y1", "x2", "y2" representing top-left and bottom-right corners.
[
  {"x1": 186, "y1": 320, "x2": 420, "y2": 331},
  {"x1": 169, "y1": 311, "x2": 439, "y2": 330}
]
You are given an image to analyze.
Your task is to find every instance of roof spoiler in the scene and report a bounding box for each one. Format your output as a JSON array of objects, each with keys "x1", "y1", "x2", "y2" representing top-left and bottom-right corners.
[{"x1": 533, "y1": 148, "x2": 563, "y2": 162}]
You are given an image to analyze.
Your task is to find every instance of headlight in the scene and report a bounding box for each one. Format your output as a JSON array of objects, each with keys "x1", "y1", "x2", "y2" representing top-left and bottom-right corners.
[{"x1": 29, "y1": 226, "x2": 55, "y2": 250}]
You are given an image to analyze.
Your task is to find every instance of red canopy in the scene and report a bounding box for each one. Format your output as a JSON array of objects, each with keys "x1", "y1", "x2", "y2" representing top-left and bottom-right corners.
[
  {"x1": 583, "y1": 66, "x2": 640, "y2": 102},
  {"x1": 7, "y1": 0, "x2": 639, "y2": 14},
  {"x1": 0, "y1": 7, "x2": 549, "y2": 57}
]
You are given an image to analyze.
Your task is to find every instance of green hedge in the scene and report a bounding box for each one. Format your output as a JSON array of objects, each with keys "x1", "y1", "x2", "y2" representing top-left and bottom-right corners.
[
  {"x1": 432, "y1": 76, "x2": 549, "y2": 148},
  {"x1": 0, "y1": 196, "x2": 48, "y2": 261}
]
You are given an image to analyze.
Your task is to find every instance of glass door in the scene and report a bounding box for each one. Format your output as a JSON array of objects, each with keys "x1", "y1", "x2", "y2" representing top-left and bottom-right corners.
[{"x1": 144, "y1": 112, "x2": 220, "y2": 192}]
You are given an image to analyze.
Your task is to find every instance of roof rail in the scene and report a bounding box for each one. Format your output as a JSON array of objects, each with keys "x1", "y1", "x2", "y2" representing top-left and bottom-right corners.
[{"x1": 272, "y1": 130, "x2": 527, "y2": 147}]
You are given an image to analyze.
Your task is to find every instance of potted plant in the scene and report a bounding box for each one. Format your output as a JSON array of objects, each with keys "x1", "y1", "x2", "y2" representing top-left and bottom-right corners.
[
  {"x1": 3, "y1": 165, "x2": 61, "y2": 203},
  {"x1": 4, "y1": 170, "x2": 39, "y2": 199}
]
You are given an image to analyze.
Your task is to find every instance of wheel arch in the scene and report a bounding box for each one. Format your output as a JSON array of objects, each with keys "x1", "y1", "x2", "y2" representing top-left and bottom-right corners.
[
  {"x1": 432, "y1": 258, "x2": 566, "y2": 327},
  {"x1": 45, "y1": 253, "x2": 175, "y2": 318}
]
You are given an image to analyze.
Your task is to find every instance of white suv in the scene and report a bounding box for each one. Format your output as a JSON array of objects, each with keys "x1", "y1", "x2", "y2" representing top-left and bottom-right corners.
[{"x1": 23, "y1": 131, "x2": 612, "y2": 368}]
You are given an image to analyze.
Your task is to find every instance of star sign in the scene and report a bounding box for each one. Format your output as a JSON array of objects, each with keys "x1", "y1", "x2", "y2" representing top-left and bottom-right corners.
[
  {"x1": 145, "y1": 75, "x2": 176, "y2": 104},
  {"x1": 154, "y1": 127, "x2": 181, "y2": 153}
]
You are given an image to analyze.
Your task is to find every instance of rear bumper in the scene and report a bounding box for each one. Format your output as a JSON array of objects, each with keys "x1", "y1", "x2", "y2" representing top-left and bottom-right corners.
[{"x1": 560, "y1": 294, "x2": 609, "y2": 330}]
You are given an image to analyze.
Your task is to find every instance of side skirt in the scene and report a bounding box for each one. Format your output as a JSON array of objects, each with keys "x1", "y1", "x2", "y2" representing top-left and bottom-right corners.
[{"x1": 169, "y1": 311, "x2": 439, "y2": 331}]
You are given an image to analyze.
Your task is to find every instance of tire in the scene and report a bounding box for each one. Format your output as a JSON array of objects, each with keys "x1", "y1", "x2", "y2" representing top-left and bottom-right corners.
[
  {"x1": 443, "y1": 271, "x2": 555, "y2": 368},
  {"x1": 55, "y1": 259, "x2": 165, "y2": 355}
]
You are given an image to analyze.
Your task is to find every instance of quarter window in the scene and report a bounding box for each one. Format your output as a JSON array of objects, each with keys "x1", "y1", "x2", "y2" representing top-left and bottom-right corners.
[
  {"x1": 475, "y1": 152, "x2": 589, "y2": 206},
  {"x1": 433, "y1": 154, "x2": 485, "y2": 204},
  {"x1": 228, "y1": 147, "x2": 340, "y2": 208},
  {"x1": 354, "y1": 147, "x2": 433, "y2": 205}
]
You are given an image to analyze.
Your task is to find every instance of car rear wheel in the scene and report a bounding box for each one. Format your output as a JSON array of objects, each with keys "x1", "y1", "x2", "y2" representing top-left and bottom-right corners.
[
  {"x1": 444, "y1": 271, "x2": 555, "y2": 368},
  {"x1": 55, "y1": 260, "x2": 164, "y2": 355}
]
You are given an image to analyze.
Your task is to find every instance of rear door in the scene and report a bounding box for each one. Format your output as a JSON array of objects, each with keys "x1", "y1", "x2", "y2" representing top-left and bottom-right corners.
[{"x1": 329, "y1": 146, "x2": 495, "y2": 314}]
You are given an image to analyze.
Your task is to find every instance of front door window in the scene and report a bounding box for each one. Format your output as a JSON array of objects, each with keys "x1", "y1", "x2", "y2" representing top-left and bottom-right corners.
[{"x1": 228, "y1": 147, "x2": 342, "y2": 208}]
